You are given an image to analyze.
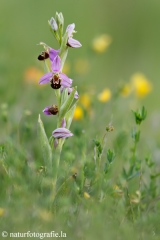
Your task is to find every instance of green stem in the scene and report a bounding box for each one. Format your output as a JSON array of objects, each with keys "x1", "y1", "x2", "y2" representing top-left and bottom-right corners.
[
  {"x1": 130, "y1": 124, "x2": 140, "y2": 168},
  {"x1": 50, "y1": 25, "x2": 70, "y2": 206},
  {"x1": 132, "y1": 141, "x2": 137, "y2": 164},
  {"x1": 44, "y1": 60, "x2": 50, "y2": 73},
  {"x1": 59, "y1": 48, "x2": 68, "y2": 71},
  {"x1": 51, "y1": 140, "x2": 62, "y2": 201},
  {"x1": 54, "y1": 89, "x2": 61, "y2": 109},
  {"x1": 59, "y1": 31, "x2": 69, "y2": 71},
  {"x1": 51, "y1": 138, "x2": 65, "y2": 204},
  {"x1": 98, "y1": 132, "x2": 108, "y2": 171}
]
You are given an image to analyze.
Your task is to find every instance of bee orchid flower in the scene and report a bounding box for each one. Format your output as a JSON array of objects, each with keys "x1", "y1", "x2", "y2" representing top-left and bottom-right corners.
[
  {"x1": 39, "y1": 55, "x2": 72, "y2": 89},
  {"x1": 43, "y1": 105, "x2": 58, "y2": 115}
]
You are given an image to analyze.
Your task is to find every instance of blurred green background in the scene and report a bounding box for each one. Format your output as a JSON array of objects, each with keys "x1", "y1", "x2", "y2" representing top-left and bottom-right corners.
[{"x1": 1, "y1": 0, "x2": 160, "y2": 104}]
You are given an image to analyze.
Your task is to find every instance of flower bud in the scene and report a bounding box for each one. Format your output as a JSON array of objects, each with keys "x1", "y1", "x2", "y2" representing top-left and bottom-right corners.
[
  {"x1": 61, "y1": 118, "x2": 66, "y2": 128},
  {"x1": 106, "y1": 126, "x2": 114, "y2": 132},
  {"x1": 48, "y1": 17, "x2": 60, "y2": 43},
  {"x1": 49, "y1": 17, "x2": 58, "y2": 31},
  {"x1": 52, "y1": 128, "x2": 73, "y2": 139},
  {"x1": 55, "y1": 12, "x2": 64, "y2": 28}
]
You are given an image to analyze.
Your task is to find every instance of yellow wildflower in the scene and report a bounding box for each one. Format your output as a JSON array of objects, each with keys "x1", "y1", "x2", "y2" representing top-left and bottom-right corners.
[
  {"x1": 0, "y1": 208, "x2": 5, "y2": 217},
  {"x1": 131, "y1": 73, "x2": 152, "y2": 98},
  {"x1": 120, "y1": 83, "x2": 131, "y2": 97},
  {"x1": 98, "y1": 88, "x2": 111, "y2": 102},
  {"x1": 84, "y1": 192, "x2": 90, "y2": 199},
  {"x1": 74, "y1": 58, "x2": 90, "y2": 74},
  {"x1": 24, "y1": 67, "x2": 43, "y2": 84},
  {"x1": 92, "y1": 34, "x2": 112, "y2": 53},
  {"x1": 73, "y1": 106, "x2": 84, "y2": 120},
  {"x1": 80, "y1": 93, "x2": 91, "y2": 109}
]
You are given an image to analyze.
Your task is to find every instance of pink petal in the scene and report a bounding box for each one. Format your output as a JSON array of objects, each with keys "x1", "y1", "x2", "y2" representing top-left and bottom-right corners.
[
  {"x1": 52, "y1": 128, "x2": 73, "y2": 139},
  {"x1": 66, "y1": 23, "x2": 75, "y2": 37},
  {"x1": 67, "y1": 38, "x2": 82, "y2": 48},
  {"x1": 43, "y1": 106, "x2": 51, "y2": 115},
  {"x1": 60, "y1": 73, "x2": 73, "y2": 88},
  {"x1": 39, "y1": 72, "x2": 52, "y2": 84},
  {"x1": 49, "y1": 48, "x2": 60, "y2": 62},
  {"x1": 51, "y1": 55, "x2": 61, "y2": 72}
]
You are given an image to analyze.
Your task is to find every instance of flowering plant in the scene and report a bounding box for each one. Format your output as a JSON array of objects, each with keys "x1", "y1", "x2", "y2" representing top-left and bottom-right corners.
[{"x1": 37, "y1": 12, "x2": 81, "y2": 202}]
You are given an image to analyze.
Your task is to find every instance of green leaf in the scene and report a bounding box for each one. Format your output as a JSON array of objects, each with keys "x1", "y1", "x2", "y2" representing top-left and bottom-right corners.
[
  {"x1": 132, "y1": 106, "x2": 147, "y2": 125},
  {"x1": 128, "y1": 171, "x2": 140, "y2": 181},
  {"x1": 128, "y1": 164, "x2": 135, "y2": 176},
  {"x1": 48, "y1": 136, "x2": 54, "y2": 148},
  {"x1": 59, "y1": 87, "x2": 77, "y2": 120},
  {"x1": 107, "y1": 149, "x2": 115, "y2": 163},
  {"x1": 65, "y1": 102, "x2": 77, "y2": 129},
  {"x1": 122, "y1": 168, "x2": 128, "y2": 179},
  {"x1": 93, "y1": 139, "x2": 101, "y2": 147},
  {"x1": 145, "y1": 155, "x2": 154, "y2": 168},
  {"x1": 150, "y1": 172, "x2": 160, "y2": 179},
  {"x1": 37, "y1": 115, "x2": 52, "y2": 173},
  {"x1": 61, "y1": 87, "x2": 68, "y2": 105},
  {"x1": 93, "y1": 139, "x2": 102, "y2": 158}
]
